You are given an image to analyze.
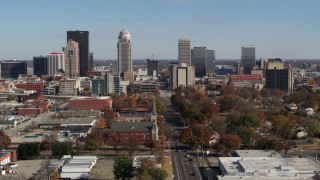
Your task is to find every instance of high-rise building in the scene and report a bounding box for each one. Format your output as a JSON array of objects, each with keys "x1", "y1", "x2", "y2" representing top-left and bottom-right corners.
[
  {"x1": 147, "y1": 59, "x2": 159, "y2": 76},
  {"x1": 241, "y1": 45, "x2": 256, "y2": 74},
  {"x1": 117, "y1": 29, "x2": 132, "y2": 74},
  {"x1": 47, "y1": 52, "x2": 65, "y2": 76},
  {"x1": 178, "y1": 39, "x2": 191, "y2": 66},
  {"x1": 105, "y1": 73, "x2": 114, "y2": 94},
  {"x1": 169, "y1": 63, "x2": 195, "y2": 90},
  {"x1": 64, "y1": 39, "x2": 80, "y2": 78},
  {"x1": 67, "y1": 30, "x2": 91, "y2": 76},
  {"x1": 206, "y1": 50, "x2": 215, "y2": 74},
  {"x1": 33, "y1": 56, "x2": 47, "y2": 77},
  {"x1": 0, "y1": 60, "x2": 27, "y2": 79},
  {"x1": 191, "y1": 47, "x2": 206, "y2": 77},
  {"x1": 114, "y1": 75, "x2": 122, "y2": 96}
]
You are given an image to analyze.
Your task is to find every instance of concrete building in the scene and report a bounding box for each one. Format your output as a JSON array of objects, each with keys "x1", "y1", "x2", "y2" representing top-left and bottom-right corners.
[
  {"x1": 67, "y1": 30, "x2": 91, "y2": 76},
  {"x1": 266, "y1": 58, "x2": 284, "y2": 70},
  {"x1": 178, "y1": 39, "x2": 191, "y2": 66},
  {"x1": 47, "y1": 52, "x2": 65, "y2": 76},
  {"x1": 191, "y1": 47, "x2": 206, "y2": 77},
  {"x1": 117, "y1": 29, "x2": 132, "y2": 74},
  {"x1": 64, "y1": 39, "x2": 80, "y2": 78},
  {"x1": 57, "y1": 109, "x2": 102, "y2": 118},
  {"x1": 147, "y1": 59, "x2": 159, "y2": 76},
  {"x1": 105, "y1": 74, "x2": 114, "y2": 94},
  {"x1": 114, "y1": 75, "x2": 122, "y2": 96},
  {"x1": 59, "y1": 78, "x2": 80, "y2": 96},
  {"x1": 38, "y1": 117, "x2": 96, "y2": 129},
  {"x1": 78, "y1": 77, "x2": 91, "y2": 92},
  {"x1": 0, "y1": 60, "x2": 27, "y2": 79},
  {"x1": 33, "y1": 56, "x2": 47, "y2": 77},
  {"x1": 228, "y1": 74, "x2": 263, "y2": 88},
  {"x1": 123, "y1": 70, "x2": 134, "y2": 84},
  {"x1": 169, "y1": 63, "x2": 195, "y2": 90},
  {"x1": 68, "y1": 96, "x2": 112, "y2": 110},
  {"x1": 129, "y1": 81, "x2": 159, "y2": 93},
  {"x1": 241, "y1": 45, "x2": 256, "y2": 74}
]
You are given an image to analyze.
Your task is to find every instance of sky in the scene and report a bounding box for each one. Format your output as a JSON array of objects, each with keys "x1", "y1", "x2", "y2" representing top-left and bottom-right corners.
[{"x1": 0, "y1": 0, "x2": 319, "y2": 60}]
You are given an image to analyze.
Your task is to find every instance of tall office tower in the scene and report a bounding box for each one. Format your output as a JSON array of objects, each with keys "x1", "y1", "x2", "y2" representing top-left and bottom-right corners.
[
  {"x1": 206, "y1": 50, "x2": 215, "y2": 74},
  {"x1": 169, "y1": 63, "x2": 195, "y2": 90},
  {"x1": 147, "y1": 59, "x2": 159, "y2": 76},
  {"x1": 67, "y1": 30, "x2": 91, "y2": 76},
  {"x1": 64, "y1": 39, "x2": 80, "y2": 78},
  {"x1": 117, "y1": 29, "x2": 132, "y2": 74},
  {"x1": 105, "y1": 73, "x2": 114, "y2": 94},
  {"x1": 178, "y1": 39, "x2": 191, "y2": 66},
  {"x1": 241, "y1": 45, "x2": 256, "y2": 74},
  {"x1": 47, "y1": 52, "x2": 65, "y2": 76},
  {"x1": 33, "y1": 56, "x2": 47, "y2": 77},
  {"x1": 89, "y1": 52, "x2": 93, "y2": 70},
  {"x1": 0, "y1": 60, "x2": 27, "y2": 79},
  {"x1": 114, "y1": 75, "x2": 122, "y2": 96},
  {"x1": 191, "y1": 47, "x2": 206, "y2": 77}
]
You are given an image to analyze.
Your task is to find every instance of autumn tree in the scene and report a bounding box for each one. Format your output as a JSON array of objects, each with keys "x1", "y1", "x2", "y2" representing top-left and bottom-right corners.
[
  {"x1": 305, "y1": 119, "x2": 320, "y2": 137},
  {"x1": 210, "y1": 116, "x2": 227, "y2": 134},
  {"x1": 121, "y1": 136, "x2": 141, "y2": 156},
  {"x1": 42, "y1": 130, "x2": 58, "y2": 150},
  {"x1": 0, "y1": 131, "x2": 11, "y2": 149},
  {"x1": 138, "y1": 158, "x2": 168, "y2": 180},
  {"x1": 218, "y1": 134, "x2": 241, "y2": 154},
  {"x1": 271, "y1": 115, "x2": 296, "y2": 139},
  {"x1": 180, "y1": 128, "x2": 193, "y2": 145},
  {"x1": 104, "y1": 109, "x2": 115, "y2": 128},
  {"x1": 108, "y1": 132, "x2": 121, "y2": 154}
]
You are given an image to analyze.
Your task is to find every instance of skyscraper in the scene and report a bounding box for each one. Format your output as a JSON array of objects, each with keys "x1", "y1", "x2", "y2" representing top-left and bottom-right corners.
[
  {"x1": 47, "y1": 52, "x2": 65, "y2": 76},
  {"x1": 64, "y1": 39, "x2": 80, "y2": 78},
  {"x1": 67, "y1": 30, "x2": 91, "y2": 76},
  {"x1": 241, "y1": 45, "x2": 256, "y2": 74},
  {"x1": 33, "y1": 56, "x2": 47, "y2": 77},
  {"x1": 191, "y1": 47, "x2": 206, "y2": 77},
  {"x1": 117, "y1": 29, "x2": 132, "y2": 74},
  {"x1": 206, "y1": 50, "x2": 215, "y2": 74},
  {"x1": 178, "y1": 39, "x2": 191, "y2": 66}
]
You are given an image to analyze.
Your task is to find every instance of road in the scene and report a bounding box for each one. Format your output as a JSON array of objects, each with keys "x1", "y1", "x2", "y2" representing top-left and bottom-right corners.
[{"x1": 7, "y1": 111, "x2": 54, "y2": 137}]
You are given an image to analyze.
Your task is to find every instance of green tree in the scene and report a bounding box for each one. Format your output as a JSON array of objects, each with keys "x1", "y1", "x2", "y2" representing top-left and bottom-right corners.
[
  {"x1": 85, "y1": 138, "x2": 98, "y2": 152},
  {"x1": 17, "y1": 143, "x2": 40, "y2": 160},
  {"x1": 0, "y1": 131, "x2": 11, "y2": 149},
  {"x1": 113, "y1": 154, "x2": 134, "y2": 180},
  {"x1": 305, "y1": 119, "x2": 320, "y2": 137},
  {"x1": 138, "y1": 158, "x2": 168, "y2": 180},
  {"x1": 52, "y1": 142, "x2": 73, "y2": 158}
]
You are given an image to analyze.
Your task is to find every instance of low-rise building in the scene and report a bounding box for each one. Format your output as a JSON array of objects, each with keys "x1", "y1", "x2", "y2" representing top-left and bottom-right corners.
[
  {"x1": 228, "y1": 74, "x2": 262, "y2": 88},
  {"x1": 68, "y1": 96, "x2": 112, "y2": 110},
  {"x1": 0, "y1": 150, "x2": 17, "y2": 165},
  {"x1": 57, "y1": 110, "x2": 102, "y2": 118},
  {"x1": 18, "y1": 108, "x2": 42, "y2": 116},
  {"x1": 38, "y1": 117, "x2": 96, "y2": 129}
]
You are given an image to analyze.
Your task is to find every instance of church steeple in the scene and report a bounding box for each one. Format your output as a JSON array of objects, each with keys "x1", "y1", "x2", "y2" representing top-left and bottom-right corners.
[{"x1": 151, "y1": 98, "x2": 158, "y2": 141}]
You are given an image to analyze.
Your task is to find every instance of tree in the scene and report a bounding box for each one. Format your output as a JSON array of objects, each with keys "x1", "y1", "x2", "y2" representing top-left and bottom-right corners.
[
  {"x1": 218, "y1": 134, "x2": 241, "y2": 154},
  {"x1": 52, "y1": 142, "x2": 73, "y2": 158},
  {"x1": 104, "y1": 109, "x2": 115, "y2": 128},
  {"x1": 155, "y1": 97, "x2": 166, "y2": 115},
  {"x1": 305, "y1": 119, "x2": 320, "y2": 137},
  {"x1": 42, "y1": 130, "x2": 58, "y2": 150},
  {"x1": 17, "y1": 143, "x2": 40, "y2": 160},
  {"x1": 180, "y1": 128, "x2": 193, "y2": 145},
  {"x1": 0, "y1": 131, "x2": 11, "y2": 149},
  {"x1": 272, "y1": 115, "x2": 296, "y2": 139},
  {"x1": 108, "y1": 132, "x2": 121, "y2": 154},
  {"x1": 85, "y1": 138, "x2": 99, "y2": 152},
  {"x1": 113, "y1": 154, "x2": 134, "y2": 180},
  {"x1": 39, "y1": 159, "x2": 57, "y2": 180},
  {"x1": 121, "y1": 136, "x2": 141, "y2": 156},
  {"x1": 138, "y1": 158, "x2": 168, "y2": 180}
]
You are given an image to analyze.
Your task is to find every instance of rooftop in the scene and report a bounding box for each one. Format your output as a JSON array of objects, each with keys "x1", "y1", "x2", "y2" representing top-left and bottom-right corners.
[
  {"x1": 110, "y1": 122, "x2": 152, "y2": 132},
  {"x1": 234, "y1": 150, "x2": 282, "y2": 158},
  {"x1": 69, "y1": 96, "x2": 110, "y2": 100},
  {"x1": 39, "y1": 117, "x2": 96, "y2": 126}
]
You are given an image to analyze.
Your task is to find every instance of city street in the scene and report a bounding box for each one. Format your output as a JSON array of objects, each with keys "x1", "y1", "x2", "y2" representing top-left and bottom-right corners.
[{"x1": 6, "y1": 111, "x2": 54, "y2": 137}]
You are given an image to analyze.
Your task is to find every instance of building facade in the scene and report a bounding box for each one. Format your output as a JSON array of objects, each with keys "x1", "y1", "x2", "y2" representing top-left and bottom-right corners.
[
  {"x1": 206, "y1": 50, "x2": 215, "y2": 74},
  {"x1": 67, "y1": 30, "x2": 91, "y2": 76},
  {"x1": 178, "y1": 39, "x2": 191, "y2": 66},
  {"x1": 241, "y1": 45, "x2": 256, "y2": 74},
  {"x1": 117, "y1": 29, "x2": 132, "y2": 74},
  {"x1": 0, "y1": 60, "x2": 27, "y2": 79},
  {"x1": 64, "y1": 39, "x2": 80, "y2": 78},
  {"x1": 265, "y1": 68, "x2": 293, "y2": 93},
  {"x1": 47, "y1": 52, "x2": 65, "y2": 76},
  {"x1": 169, "y1": 63, "x2": 195, "y2": 90},
  {"x1": 147, "y1": 59, "x2": 159, "y2": 76},
  {"x1": 33, "y1": 56, "x2": 47, "y2": 77},
  {"x1": 15, "y1": 82, "x2": 45, "y2": 92},
  {"x1": 191, "y1": 47, "x2": 206, "y2": 77},
  {"x1": 91, "y1": 76, "x2": 105, "y2": 95},
  {"x1": 59, "y1": 78, "x2": 80, "y2": 96},
  {"x1": 105, "y1": 74, "x2": 114, "y2": 94},
  {"x1": 68, "y1": 96, "x2": 112, "y2": 110}
]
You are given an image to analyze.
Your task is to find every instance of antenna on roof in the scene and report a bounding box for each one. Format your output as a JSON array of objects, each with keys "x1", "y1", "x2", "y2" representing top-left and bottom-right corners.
[{"x1": 152, "y1": 52, "x2": 155, "y2": 61}]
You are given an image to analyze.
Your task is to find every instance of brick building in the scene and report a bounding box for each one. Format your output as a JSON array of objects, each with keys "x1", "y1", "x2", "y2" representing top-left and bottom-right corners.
[
  {"x1": 0, "y1": 150, "x2": 17, "y2": 165},
  {"x1": 68, "y1": 96, "x2": 112, "y2": 110},
  {"x1": 18, "y1": 108, "x2": 43, "y2": 116},
  {"x1": 15, "y1": 82, "x2": 44, "y2": 92}
]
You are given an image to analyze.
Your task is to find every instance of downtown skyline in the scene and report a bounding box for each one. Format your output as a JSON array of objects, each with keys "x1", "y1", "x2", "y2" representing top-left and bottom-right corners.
[{"x1": 0, "y1": 0, "x2": 319, "y2": 60}]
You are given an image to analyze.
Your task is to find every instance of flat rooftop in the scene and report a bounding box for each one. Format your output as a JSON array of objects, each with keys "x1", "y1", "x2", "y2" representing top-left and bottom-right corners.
[
  {"x1": 69, "y1": 96, "x2": 110, "y2": 100},
  {"x1": 234, "y1": 150, "x2": 282, "y2": 158},
  {"x1": 39, "y1": 117, "x2": 96, "y2": 126}
]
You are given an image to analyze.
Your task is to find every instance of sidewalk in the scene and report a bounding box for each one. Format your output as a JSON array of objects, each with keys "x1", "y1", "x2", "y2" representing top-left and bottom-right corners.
[{"x1": 163, "y1": 156, "x2": 174, "y2": 180}]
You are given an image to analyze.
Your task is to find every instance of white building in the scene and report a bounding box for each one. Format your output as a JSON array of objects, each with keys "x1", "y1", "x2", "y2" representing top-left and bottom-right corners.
[
  {"x1": 47, "y1": 52, "x2": 65, "y2": 76},
  {"x1": 117, "y1": 29, "x2": 132, "y2": 74},
  {"x1": 59, "y1": 78, "x2": 80, "y2": 96}
]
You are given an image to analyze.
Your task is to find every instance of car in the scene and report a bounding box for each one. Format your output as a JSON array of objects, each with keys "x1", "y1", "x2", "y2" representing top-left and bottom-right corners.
[{"x1": 190, "y1": 172, "x2": 196, "y2": 176}]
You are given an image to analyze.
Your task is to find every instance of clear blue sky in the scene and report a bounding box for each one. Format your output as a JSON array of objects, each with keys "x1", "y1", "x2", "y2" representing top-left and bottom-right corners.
[{"x1": 0, "y1": 0, "x2": 319, "y2": 60}]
